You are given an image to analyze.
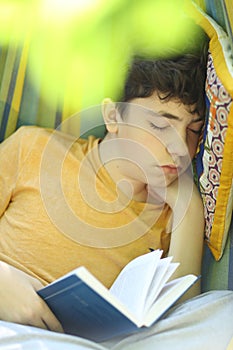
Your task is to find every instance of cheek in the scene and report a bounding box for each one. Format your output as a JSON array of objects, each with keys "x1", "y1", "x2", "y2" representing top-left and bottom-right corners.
[
  {"x1": 142, "y1": 133, "x2": 165, "y2": 153},
  {"x1": 186, "y1": 134, "x2": 199, "y2": 159},
  {"x1": 126, "y1": 128, "x2": 161, "y2": 149}
]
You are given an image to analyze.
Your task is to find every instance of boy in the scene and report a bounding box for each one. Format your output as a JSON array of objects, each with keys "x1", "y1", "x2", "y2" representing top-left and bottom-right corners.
[{"x1": 0, "y1": 48, "x2": 206, "y2": 332}]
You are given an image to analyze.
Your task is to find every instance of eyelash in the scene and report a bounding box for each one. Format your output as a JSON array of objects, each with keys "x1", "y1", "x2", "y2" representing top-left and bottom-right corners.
[
  {"x1": 149, "y1": 122, "x2": 168, "y2": 130},
  {"x1": 149, "y1": 122, "x2": 203, "y2": 135},
  {"x1": 187, "y1": 127, "x2": 203, "y2": 135}
]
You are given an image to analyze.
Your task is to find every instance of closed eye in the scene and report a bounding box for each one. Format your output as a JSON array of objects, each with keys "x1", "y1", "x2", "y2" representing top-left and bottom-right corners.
[
  {"x1": 187, "y1": 119, "x2": 204, "y2": 135},
  {"x1": 149, "y1": 122, "x2": 169, "y2": 130},
  {"x1": 187, "y1": 127, "x2": 203, "y2": 135}
]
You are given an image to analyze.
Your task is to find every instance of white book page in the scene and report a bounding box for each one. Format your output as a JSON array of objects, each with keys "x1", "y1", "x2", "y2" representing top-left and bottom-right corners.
[
  {"x1": 72, "y1": 267, "x2": 140, "y2": 325},
  {"x1": 110, "y1": 250, "x2": 163, "y2": 320},
  {"x1": 143, "y1": 259, "x2": 179, "y2": 315},
  {"x1": 41, "y1": 266, "x2": 141, "y2": 325},
  {"x1": 143, "y1": 274, "x2": 198, "y2": 327}
]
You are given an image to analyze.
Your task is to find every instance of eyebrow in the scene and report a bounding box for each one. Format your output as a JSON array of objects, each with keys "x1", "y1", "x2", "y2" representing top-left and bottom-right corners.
[
  {"x1": 146, "y1": 109, "x2": 204, "y2": 123},
  {"x1": 146, "y1": 109, "x2": 181, "y2": 121}
]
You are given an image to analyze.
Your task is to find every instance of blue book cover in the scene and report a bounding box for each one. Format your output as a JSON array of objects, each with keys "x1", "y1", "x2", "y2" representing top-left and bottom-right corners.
[
  {"x1": 38, "y1": 270, "x2": 140, "y2": 342},
  {"x1": 37, "y1": 253, "x2": 198, "y2": 342}
]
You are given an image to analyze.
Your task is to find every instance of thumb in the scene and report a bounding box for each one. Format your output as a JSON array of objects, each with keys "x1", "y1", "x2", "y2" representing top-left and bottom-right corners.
[{"x1": 29, "y1": 276, "x2": 45, "y2": 291}]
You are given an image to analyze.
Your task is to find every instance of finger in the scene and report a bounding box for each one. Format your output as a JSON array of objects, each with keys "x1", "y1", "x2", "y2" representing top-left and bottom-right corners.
[
  {"x1": 27, "y1": 317, "x2": 51, "y2": 330},
  {"x1": 30, "y1": 276, "x2": 45, "y2": 290},
  {"x1": 43, "y1": 318, "x2": 64, "y2": 333},
  {"x1": 28, "y1": 308, "x2": 64, "y2": 333},
  {"x1": 30, "y1": 283, "x2": 64, "y2": 332},
  {"x1": 30, "y1": 278, "x2": 64, "y2": 332},
  {"x1": 41, "y1": 303, "x2": 64, "y2": 333}
]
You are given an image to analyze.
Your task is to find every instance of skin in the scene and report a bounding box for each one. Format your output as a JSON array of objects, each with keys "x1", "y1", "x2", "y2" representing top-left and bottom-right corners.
[
  {"x1": 100, "y1": 94, "x2": 204, "y2": 298},
  {"x1": 0, "y1": 93, "x2": 204, "y2": 329},
  {"x1": 0, "y1": 261, "x2": 63, "y2": 332},
  {"x1": 100, "y1": 94, "x2": 204, "y2": 196}
]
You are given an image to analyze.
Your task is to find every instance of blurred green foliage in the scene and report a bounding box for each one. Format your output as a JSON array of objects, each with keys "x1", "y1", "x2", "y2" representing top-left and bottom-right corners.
[{"x1": 0, "y1": 0, "x2": 201, "y2": 109}]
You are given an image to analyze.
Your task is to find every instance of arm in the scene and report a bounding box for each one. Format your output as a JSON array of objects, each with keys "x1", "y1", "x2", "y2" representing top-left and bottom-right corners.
[
  {"x1": 164, "y1": 171, "x2": 204, "y2": 299},
  {"x1": 0, "y1": 261, "x2": 63, "y2": 332},
  {"x1": 0, "y1": 129, "x2": 63, "y2": 331}
]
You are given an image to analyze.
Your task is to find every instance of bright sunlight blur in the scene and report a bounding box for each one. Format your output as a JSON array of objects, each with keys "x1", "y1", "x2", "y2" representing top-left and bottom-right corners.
[{"x1": 0, "y1": 0, "x2": 201, "y2": 111}]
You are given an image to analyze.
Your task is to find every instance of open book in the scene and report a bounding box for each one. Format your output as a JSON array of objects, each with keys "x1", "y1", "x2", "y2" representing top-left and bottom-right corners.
[{"x1": 38, "y1": 250, "x2": 198, "y2": 342}]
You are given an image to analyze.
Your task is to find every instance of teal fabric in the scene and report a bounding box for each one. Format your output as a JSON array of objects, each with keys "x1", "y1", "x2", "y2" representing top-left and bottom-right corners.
[
  {"x1": 204, "y1": 0, "x2": 227, "y2": 30},
  {"x1": 201, "y1": 218, "x2": 233, "y2": 292}
]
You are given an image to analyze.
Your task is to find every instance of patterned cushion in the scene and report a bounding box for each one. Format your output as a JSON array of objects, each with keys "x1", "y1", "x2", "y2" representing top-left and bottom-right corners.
[
  {"x1": 188, "y1": 2, "x2": 233, "y2": 260},
  {"x1": 196, "y1": 52, "x2": 233, "y2": 260}
]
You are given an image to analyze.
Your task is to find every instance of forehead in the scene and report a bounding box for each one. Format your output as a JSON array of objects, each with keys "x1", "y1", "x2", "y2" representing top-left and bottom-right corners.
[{"x1": 126, "y1": 94, "x2": 199, "y2": 124}]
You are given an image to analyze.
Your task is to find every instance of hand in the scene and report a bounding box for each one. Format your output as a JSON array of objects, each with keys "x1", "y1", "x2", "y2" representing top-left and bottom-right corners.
[
  {"x1": 0, "y1": 261, "x2": 63, "y2": 332},
  {"x1": 148, "y1": 167, "x2": 194, "y2": 211},
  {"x1": 148, "y1": 167, "x2": 204, "y2": 300},
  {"x1": 166, "y1": 172, "x2": 204, "y2": 299}
]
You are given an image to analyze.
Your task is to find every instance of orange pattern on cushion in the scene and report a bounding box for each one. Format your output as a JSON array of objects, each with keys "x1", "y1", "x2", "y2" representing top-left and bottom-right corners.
[{"x1": 186, "y1": 1, "x2": 233, "y2": 260}]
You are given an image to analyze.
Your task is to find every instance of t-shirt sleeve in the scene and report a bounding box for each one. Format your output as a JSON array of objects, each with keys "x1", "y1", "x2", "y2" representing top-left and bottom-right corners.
[{"x1": 0, "y1": 126, "x2": 40, "y2": 217}]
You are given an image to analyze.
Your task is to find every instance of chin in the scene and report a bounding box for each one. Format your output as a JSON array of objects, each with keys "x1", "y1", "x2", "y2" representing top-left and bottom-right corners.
[
  {"x1": 165, "y1": 176, "x2": 178, "y2": 186},
  {"x1": 149, "y1": 176, "x2": 176, "y2": 189}
]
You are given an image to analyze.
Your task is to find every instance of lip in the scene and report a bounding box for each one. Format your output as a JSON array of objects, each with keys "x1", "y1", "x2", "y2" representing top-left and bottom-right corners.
[{"x1": 160, "y1": 165, "x2": 179, "y2": 175}]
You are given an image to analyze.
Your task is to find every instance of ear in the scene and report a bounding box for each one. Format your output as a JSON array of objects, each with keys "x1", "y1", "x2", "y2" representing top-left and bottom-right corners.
[{"x1": 102, "y1": 98, "x2": 122, "y2": 134}]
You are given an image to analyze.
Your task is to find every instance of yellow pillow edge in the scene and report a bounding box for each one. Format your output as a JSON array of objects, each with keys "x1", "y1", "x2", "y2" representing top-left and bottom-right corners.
[
  {"x1": 202, "y1": 14, "x2": 233, "y2": 259},
  {"x1": 185, "y1": 1, "x2": 233, "y2": 97},
  {"x1": 207, "y1": 104, "x2": 233, "y2": 260},
  {"x1": 186, "y1": 1, "x2": 233, "y2": 260}
]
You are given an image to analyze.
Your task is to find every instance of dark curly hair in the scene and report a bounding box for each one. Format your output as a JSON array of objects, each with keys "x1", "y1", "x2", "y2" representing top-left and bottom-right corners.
[{"x1": 118, "y1": 36, "x2": 209, "y2": 118}]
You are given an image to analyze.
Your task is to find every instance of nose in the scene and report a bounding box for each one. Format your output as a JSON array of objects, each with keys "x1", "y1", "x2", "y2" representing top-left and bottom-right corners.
[
  {"x1": 165, "y1": 129, "x2": 188, "y2": 158},
  {"x1": 164, "y1": 128, "x2": 192, "y2": 171}
]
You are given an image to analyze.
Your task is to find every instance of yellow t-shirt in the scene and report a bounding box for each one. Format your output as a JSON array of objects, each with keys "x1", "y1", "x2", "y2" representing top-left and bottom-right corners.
[{"x1": 0, "y1": 126, "x2": 171, "y2": 288}]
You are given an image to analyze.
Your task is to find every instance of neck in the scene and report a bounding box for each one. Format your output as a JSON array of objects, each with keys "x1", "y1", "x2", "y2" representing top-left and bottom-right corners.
[{"x1": 99, "y1": 138, "x2": 164, "y2": 205}]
